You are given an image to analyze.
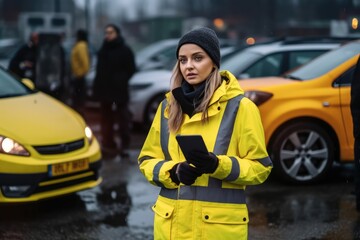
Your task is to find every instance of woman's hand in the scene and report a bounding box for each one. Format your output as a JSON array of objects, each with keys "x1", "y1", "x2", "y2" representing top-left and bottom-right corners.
[
  {"x1": 186, "y1": 150, "x2": 219, "y2": 174},
  {"x1": 169, "y1": 162, "x2": 202, "y2": 185}
]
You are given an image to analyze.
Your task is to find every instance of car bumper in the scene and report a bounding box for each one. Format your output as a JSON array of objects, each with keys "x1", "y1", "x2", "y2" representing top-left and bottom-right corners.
[{"x1": 0, "y1": 139, "x2": 102, "y2": 203}]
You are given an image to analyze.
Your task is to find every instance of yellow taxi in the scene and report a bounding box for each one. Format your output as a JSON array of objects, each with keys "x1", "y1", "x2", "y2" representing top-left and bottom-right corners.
[
  {"x1": 0, "y1": 67, "x2": 102, "y2": 202},
  {"x1": 239, "y1": 40, "x2": 360, "y2": 183}
]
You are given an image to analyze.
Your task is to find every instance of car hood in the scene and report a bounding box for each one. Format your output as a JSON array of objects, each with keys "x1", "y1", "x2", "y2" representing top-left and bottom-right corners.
[
  {"x1": 238, "y1": 77, "x2": 296, "y2": 90},
  {"x1": 0, "y1": 92, "x2": 85, "y2": 145},
  {"x1": 130, "y1": 70, "x2": 172, "y2": 85}
]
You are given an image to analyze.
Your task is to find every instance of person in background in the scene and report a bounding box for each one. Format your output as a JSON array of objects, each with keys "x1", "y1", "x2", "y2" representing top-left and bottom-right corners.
[
  {"x1": 8, "y1": 32, "x2": 39, "y2": 81},
  {"x1": 138, "y1": 27, "x2": 273, "y2": 239},
  {"x1": 92, "y1": 24, "x2": 136, "y2": 157},
  {"x1": 70, "y1": 29, "x2": 90, "y2": 114},
  {"x1": 351, "y1": 55, "x2": 360, "y2": 211}
]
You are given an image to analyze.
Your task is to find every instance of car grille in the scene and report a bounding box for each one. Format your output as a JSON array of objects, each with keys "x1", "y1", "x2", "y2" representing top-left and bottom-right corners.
[{"x1": 34, "y1": 139, "x2": 85, "y2": 155}]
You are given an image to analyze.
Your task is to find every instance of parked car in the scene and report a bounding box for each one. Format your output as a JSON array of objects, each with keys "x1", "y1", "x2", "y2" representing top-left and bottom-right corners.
[
  {"x1": 129, "y1": 37, "x2": 346, "y2": 127},
  {"x1": 135, "y1": 39, "x2": 179, "y2": 71},
  {"x1": 0, "y1": 66, "x2": 102, "y2": 203},
  {"x1": 240, "y1": 40, "x2": 360, "y2": 184},
  {"x1": 0, "y1": 38, "x2": 23, "y2": 69},
  {"x1": 221, "y1": 37, "x2": 351, "y2": 79}
]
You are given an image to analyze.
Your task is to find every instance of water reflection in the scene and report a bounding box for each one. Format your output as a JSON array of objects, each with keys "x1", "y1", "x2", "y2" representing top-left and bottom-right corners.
[
  {"x1": 96, "y1": 184, "x2": 131, "y2": 227},
  {"x1": 247, "y1": 163, "x2": 359, "y2": 239}
]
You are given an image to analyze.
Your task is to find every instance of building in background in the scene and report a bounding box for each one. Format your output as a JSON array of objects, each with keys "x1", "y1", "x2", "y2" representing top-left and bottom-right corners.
[
  {"x1": 0, "y1": 0, "x2": 359, "y2": 50},
  {"x1": 0, "y1": 0, "x2": 76, "y2": 39}
]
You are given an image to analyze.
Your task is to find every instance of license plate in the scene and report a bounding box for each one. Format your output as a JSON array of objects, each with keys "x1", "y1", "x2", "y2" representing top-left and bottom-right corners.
[{"x1": 49, "y1": 159, "x2": 89, "y2": 177}]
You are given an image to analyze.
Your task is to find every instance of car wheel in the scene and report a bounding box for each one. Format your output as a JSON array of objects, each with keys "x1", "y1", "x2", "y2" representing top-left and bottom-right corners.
[
  {"x1": 144, "y1": 93, "x2": 166, "y2": 128},
  {"x1": 269, "y1": 121, "x2": 334, "y2": 184}
]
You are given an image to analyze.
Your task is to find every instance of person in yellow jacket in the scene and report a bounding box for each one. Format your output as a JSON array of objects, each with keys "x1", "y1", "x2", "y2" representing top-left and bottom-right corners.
[
  {"x1": 70, "y1": 29, "x2": 90, "y2": 114},
  {"x1": 138, "y1": 27, "x2": 272, "y2": 240}
]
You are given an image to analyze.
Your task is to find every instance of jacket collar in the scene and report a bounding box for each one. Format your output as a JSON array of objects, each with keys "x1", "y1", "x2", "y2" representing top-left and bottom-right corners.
[{"x1": 165, "y1": 70, "x2": 244, "y2": 120}]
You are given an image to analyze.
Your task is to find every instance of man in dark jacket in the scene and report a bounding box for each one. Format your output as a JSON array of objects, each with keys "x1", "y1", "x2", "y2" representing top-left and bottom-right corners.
[
  {"x1": 93, "y1": 24, "x2": 136, "y2": 157},
  {"x1": 8, "y1": 32, "x2": 38, "y2": 81},
  {"x1": 352, "y1": 55, "x2": 360, "y2": 211}
]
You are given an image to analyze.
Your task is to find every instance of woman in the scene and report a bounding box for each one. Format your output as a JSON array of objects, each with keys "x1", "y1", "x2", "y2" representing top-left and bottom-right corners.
[{"x1": 138, "y1": 27, "x2": 272, "y2": 240}]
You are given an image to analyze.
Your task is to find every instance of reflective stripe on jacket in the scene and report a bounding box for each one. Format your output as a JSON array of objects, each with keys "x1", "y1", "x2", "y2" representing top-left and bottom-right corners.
[{"x1": 138, "y1": 70, "x2": 272, "y2": 240}]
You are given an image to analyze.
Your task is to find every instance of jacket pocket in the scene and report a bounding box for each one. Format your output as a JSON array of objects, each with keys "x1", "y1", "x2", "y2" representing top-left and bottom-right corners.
[
  {"x1": 152, "y1": 198, "x2": 174, "y2": 240},
  {"x1": 201, "y1": 205, "x2": 249, "y2": 240}
]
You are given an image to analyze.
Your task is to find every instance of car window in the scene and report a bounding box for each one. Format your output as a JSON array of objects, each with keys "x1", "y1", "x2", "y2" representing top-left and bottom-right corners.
[
  {"x1": 289, "y1": 51, "x2": 327, "y2": 69},
  {"x1": 136, "y1": 40, "x2": 177, "y2": 62},
  {"x1": 0, "y1": 68, "x2": 33, "y2": 98},
  {"x1": 156, "y1": 46, "x2": 176, "y2": 62},
  {"x1": 243, "y1": 53, "x2": 283, "y2": 78},
  {"x1": 288, "y1": 42, "x2": 360, "y2": 80},
  {"x1": 220, "y1": 51, "x2": 261, "y2": 76}
]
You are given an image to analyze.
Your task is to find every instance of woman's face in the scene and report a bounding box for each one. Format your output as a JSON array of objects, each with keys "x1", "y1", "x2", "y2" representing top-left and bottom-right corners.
[
  {"x1": 178, "y1": 44, "x2": 215, "y2": 88},
  {"x1": 104, "y1": 26, "x2": 118, "y2": 42}
]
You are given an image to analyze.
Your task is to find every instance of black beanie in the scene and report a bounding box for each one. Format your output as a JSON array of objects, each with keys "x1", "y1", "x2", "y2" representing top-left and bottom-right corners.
[{"x1": 176, "y1": 27, "x2": 220, "y2": 68}]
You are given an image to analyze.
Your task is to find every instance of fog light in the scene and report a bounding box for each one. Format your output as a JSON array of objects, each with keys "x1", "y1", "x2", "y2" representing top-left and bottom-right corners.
[{"x1": 1, "y1": 185, "x2": 31, "y2": 197}]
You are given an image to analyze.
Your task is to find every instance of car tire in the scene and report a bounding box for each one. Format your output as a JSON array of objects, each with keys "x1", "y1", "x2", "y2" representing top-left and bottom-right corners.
[
  {"x1": 144, "y1": 93, "x2": 166, "y2": 128},
  {"x1": 269, "y1": 121, "x2": 335, "y2": 184}
]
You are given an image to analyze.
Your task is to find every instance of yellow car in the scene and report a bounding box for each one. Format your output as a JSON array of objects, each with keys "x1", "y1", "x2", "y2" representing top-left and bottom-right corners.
[
  {"x1": 0, "y1": 67, "x2": 102, "y2": 202},
  {"x1": 239, "y1": 40, "x2": 360, "y2": 183}
]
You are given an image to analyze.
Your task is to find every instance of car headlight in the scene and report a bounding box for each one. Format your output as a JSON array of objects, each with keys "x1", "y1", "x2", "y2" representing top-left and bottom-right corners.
[
  {"x1": 85, "y1": 126, "x2": 94, "y2": 145},
  {"x1": 244, "y1": 91, "x2": 273, "y2": 106},
  {"x1": 0, "y1": 136, "x2": 30, "y2": 156}
]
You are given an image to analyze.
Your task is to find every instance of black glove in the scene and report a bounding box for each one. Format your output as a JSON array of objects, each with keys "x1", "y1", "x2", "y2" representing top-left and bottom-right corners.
[
  {"x1": 187, "y1": 150, "x2": 219, "y2": 174},
  {"x1": 169, "y1": 164, "x2": 180, "y2": 185},
  {"x1": 170, "y1": 162, "x2": 202, "y2": 185}
]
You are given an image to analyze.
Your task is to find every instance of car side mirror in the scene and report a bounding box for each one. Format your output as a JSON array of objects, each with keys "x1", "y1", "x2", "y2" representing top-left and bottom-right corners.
[{"x1": 21, "y1": 78, "x2": 35, "y2": 90}]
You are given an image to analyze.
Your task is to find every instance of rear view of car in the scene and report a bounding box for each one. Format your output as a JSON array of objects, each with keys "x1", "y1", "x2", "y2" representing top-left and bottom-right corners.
[{"x1": 0, "y1": 67, "x2": 102, "y2": 203}]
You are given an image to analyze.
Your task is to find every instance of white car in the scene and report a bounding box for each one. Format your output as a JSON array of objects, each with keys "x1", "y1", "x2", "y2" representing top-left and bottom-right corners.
[
  {"x1": 129, "y1": 37, "x2": 348, "y2": 128},
  {"x1": 130, "y1": 69, "x2": 172, "y2": 126}
]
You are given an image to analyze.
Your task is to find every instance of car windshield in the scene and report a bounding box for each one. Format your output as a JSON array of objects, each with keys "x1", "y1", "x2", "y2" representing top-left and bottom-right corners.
[
  {"x1": 220, "y1": 50, "x2": 262, "y2": 75},
  {"x1": 0, "y1": 67, "x2": 34, "y2": 98},
  {"x1": 285, "y1": 41, "x2": 360, "y2": 80}
]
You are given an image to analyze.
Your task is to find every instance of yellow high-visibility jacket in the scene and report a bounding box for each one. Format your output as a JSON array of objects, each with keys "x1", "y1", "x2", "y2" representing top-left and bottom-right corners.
[
  {"x1": 138, "y1": 70, "x2": 272, "y2": 240},
  {"x1": 71, "y1": 41, "x2": 90, "y2": 78}
]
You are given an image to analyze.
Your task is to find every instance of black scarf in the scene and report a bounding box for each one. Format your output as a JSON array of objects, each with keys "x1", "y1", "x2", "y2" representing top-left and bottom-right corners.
[
  {"x1": 172, "y1": 81, "x2": 206, "y2": 117},
  {"x1": 99, "y1": 36, "x2": 124, "y2": 52}
]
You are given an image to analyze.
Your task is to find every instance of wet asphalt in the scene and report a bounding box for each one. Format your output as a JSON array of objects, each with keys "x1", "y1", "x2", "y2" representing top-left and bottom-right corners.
[{"x1": 1, "y1": 107, "x2": 360, "y2": 240}]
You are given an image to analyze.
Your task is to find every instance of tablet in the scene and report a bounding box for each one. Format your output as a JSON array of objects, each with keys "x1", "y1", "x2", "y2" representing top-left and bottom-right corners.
[{"x1": 176, "y1": 134, "x2": 208, "y2": 159}]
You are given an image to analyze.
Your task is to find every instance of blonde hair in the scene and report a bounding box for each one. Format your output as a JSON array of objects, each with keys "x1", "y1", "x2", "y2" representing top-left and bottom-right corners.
[{"x1": 168, "y1": 61, "x2": 222, "y2": 133}]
